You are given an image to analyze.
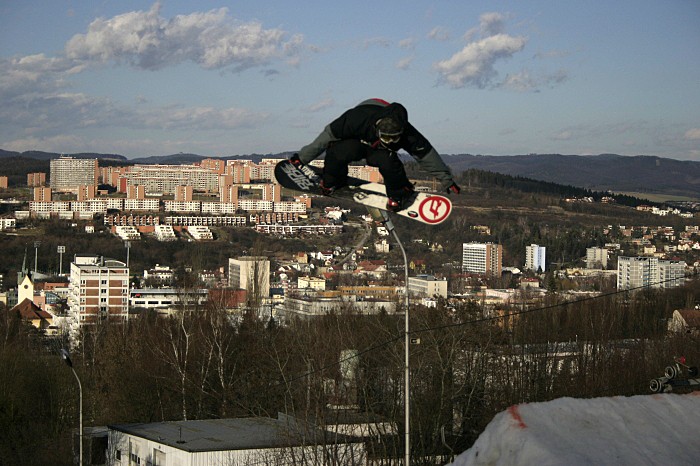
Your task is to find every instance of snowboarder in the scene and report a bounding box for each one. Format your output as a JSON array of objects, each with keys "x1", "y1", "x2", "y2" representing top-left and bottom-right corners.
[{"x1": 290, "y1": 98, "x2": 460, "y2": 211}]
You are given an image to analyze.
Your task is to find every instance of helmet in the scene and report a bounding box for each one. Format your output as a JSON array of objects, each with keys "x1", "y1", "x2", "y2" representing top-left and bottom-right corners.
[{"x1": 376, "y1": 117, "x2": 403, "y2": 144}]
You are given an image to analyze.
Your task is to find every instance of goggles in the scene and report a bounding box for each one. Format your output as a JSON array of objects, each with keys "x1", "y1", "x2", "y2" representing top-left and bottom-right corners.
[{"x1": 378, "y1": 131, "x2": 402, "y2": 145}]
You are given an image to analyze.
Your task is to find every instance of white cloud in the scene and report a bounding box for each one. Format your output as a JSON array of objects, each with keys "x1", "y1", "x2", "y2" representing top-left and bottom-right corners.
[
  {"x1": 684, "y1": 128, "x2": 700, "y2": 140},
  {"x1": 396, "y1": 56, "x2": 414, "y2": 70},
  {"x1": 64, "y1": 3, "x2": 304, "y2": 71},
  {"x1": 434, "y1": 33, "x2": 527, "y2": 89},
  {"x1": 398, "y1": 38, "x2": 416, "y2": 49},
  {"x1": 427, "y1": 26, "x2": 450, "y2": 41},
  {"x1": 362, "y1": 37, "x2": 392, "y2": 49},
  {"x1": 502, "y1": 69, "x2": 568, "y2": 92},
  {"x1": 302, "y1": 98, "x2": 334, "y2": 113}
]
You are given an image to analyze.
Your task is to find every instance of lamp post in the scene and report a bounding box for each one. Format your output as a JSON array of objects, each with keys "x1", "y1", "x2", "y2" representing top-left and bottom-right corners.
[
  {"x1": 61, "y1": 349, "x2": 82, "y2": 466},
  {"x1": 57, "y1": 246, "x2": 66, "y2": 276},
  {"x1": 124, "y1": 241, "x2": 131, "y2": 267},
  {"x1": 378, "y1": 210, "x2": 411, "y2": 465},
  {"x1": 34, "y1": 240, "x2": 41, "y2": 274}
]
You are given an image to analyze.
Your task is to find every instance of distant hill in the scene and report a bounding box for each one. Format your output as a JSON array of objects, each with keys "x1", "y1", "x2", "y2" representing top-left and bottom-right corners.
[
  {"x1": 2, "y1": 149, "x2": 698, "y2": 199},
  {"x1": 0, "y1": 149, "x2": 127, "y2": 162},
  {"x1": 441, "y1": 153, "x2": 700, "y2": 199}
]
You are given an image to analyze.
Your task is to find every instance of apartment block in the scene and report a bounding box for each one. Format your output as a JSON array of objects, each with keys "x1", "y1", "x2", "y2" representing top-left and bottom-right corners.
[
  {"x1": 408, "y1": 275, "x2": 448, "y2": 298},
  {"x1": 127, "y1": 185, "x2": 146, "y2": 200},
  {"x1": 175, "y1": 185, "x2": 194, "y2": 202},
  {"x1": 617, "y1": 256, "x2": 685, "y2": 290},
  {"x1": 586, "y1": 247, "x2": 609, "y2": 269},
  {"x1": 34, "y1": 187, "x2": 52, "y2": 201},
  {"x1": 0, "y1": 176, "x2": 7, "y2": 189},
  {"x1": 76, "y1": 185, "x2": 96, "y2": 201},
  {"x1": 121, "y1": 164, "x2": 218, "y2": 195},
  {"x1": 68, "y1": 255, "x2": 129, "y2": 338},
  {"x1": 50, "y1": 157, "x2": 98, "y2": 192},
  {"x1": 199, "y1": 158, "x2": 226, "y2": 174},
  {"x1": 462, "y1": 242, "x2": 502, "y2": 276},
  {"x1": 228, "y1": 256, "x2": 270, "y2": 298},
  {"x1": 525, "y1": 244, "x2": 546, "y2": 272},
  {"x1": 27, "y1": 172, "x2": 46, "y2": 186}
]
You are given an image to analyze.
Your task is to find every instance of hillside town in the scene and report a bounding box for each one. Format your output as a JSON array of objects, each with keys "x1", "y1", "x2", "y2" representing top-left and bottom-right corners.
[
  {"x1": 2, "y1": 156, "x2": 699, "y2": 340},
  {"x1": 1, "y1": 155, "x2": 699, "y2": 465}
]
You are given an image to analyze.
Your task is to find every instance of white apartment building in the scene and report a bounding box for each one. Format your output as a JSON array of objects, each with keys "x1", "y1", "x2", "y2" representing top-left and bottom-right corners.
[
  {"x1": 617, "y1": 256, "x2": 685, "y2": 290},
  {"x1": 201, "y1": 202, "x2": 238, "y2": 215},
  {"x1": 228, "y1": 257, "x2": 271, "y2": 298},
  {"x1": 284, "y1": 295, "x2": 396, "y2": 317},
  {"x1": 154, "y1": 225, "x2": 177, "y2": 241},
  {"x1": 297, "y1": 276, "x2": 326, "y2": 291},
  {"x1": 123, "y1": 164, "x2": 219, "y2": 194},
  {"x1": 115, "y1": 226, "x2": 141, "y2": 241},
  {"x1": 274, "y1": 201, "x2": 307, "y2": 213},
  {"x1": 525, "y1": 244, "x2": 547, "y2": 272},
  {"x1": 71, "y1": 200, "x2": 108, "y2": 213},
  {"x1": 462, "y1": 242, "x2": 503, "y2": 276},
  {"x1": 407, "y1": 275, "x2": 448, "y2": 298},
  {"x1": 68, "y1": 255, "x2": 129, "y2": 339},
  {"x1": 163, "y1": 200, "x2": 201, "y2": 213},
  {"x1": 586, "y1": 247, "x2": 609, "y2": 269},
  {"x1": 187, "y1": 225, "x2": 213, "y2": 240},
  {"x1": 238, "y1": 199, "x2": 273, "y2": 212},
  {"x1": 29, "y1": 201, "x2": 71, "y2": 213},
  {"x1": 165, "y1": 216, "x2": 247, "y2": 227},
  {"x1": 50, "y1": 156, "x2": 98, "y2": 192},
  {"x1": 130, "y1": 288, "x2": 208, "y2": 314},
  {"x1": 123, "y1": 199, "x2": 159, "y2": 211}
]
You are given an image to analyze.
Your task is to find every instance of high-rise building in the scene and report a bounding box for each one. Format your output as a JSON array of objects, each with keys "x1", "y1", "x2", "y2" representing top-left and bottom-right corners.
[
  {"x1": 68, "y1": 255, "x2": 129, "y2": 338},
  {"x1": 50, "y1": 156, "x2": 98, "y2": 192},
  {"x1": 127, "y1": 185, "x2": 146, "y2": 200},
  {"x1": 33, "y1": 187, "x2": 52, "y2": 201},
  {"x1": 586, "y1": 247, "x2": 609, "y2": 269},
  {"x1": 76, "y1": 185, "x2": 96, "y2": 201},
  {"x1": 525, "y1": 244, "x2": 546, "y2": 272},
  {"x1": 175, "y1": 185, "x2": 194, "y2": 202},
  {"x1": 228, "y1": 256, "x2": 270, "y2": 299},
  {"x1": 462, "y1": 242, "x2": 502, "y2": 276},
  {"x1": 27, "y1": 172, "x2": 47, "y2": 186},
  {"x1": 617, "y1": 256, "x2": 685, "y2": 290}
]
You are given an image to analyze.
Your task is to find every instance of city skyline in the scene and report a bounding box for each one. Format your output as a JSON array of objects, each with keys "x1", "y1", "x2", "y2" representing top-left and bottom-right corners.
[{"x1": 1, "y1": 1, "x2": 699, "y2": 161}]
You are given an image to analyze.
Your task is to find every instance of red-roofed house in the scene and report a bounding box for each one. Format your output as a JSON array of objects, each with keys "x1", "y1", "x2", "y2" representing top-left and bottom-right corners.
[{"x1": 10, "y1": 298, "x2": 54, "y2": 332}]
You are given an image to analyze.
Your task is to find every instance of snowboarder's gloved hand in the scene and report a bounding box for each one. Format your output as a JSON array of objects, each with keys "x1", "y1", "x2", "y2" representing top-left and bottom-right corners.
[
  {"x1": 445, "y1": 181, "x2": 461, "y2": 195},
  {"x1": 289, "y1": 153, "x2": 303, "y2": 167}
]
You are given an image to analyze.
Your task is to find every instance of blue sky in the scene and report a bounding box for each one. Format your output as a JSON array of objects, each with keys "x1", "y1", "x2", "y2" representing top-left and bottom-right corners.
[{"x1": 1, "y1": 1, "x2": 699, "y2": 161}]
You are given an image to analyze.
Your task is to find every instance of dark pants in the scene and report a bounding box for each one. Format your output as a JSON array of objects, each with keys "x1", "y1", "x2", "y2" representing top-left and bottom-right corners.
[{"x1": 324, "y1": 139, "x2": 413, "y2": 200}]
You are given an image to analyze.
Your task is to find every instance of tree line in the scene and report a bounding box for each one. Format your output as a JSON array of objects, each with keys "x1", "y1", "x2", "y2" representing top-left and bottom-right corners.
[{"x1": 1, "y1": 280, "x2": 698, "y2": 465}]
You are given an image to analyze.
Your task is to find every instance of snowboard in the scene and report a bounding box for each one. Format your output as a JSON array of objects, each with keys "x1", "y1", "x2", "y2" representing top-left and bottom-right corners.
[{"x1": 274, "y1": 159, "x2": 452, "y2": 225}]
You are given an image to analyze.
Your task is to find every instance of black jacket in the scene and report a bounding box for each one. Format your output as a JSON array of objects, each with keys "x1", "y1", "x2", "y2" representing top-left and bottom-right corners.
[{"x1": 298, "y1": 99, "x2": 454, "y2": 186}]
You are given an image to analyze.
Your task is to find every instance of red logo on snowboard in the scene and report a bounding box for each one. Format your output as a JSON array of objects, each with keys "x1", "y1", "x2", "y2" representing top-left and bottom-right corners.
[{"x1": 418, "y1": 196, "x2": 451, "y2": 224}]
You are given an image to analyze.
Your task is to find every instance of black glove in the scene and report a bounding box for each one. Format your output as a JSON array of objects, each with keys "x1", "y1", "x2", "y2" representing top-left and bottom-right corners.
[
  {"x1": 289, "y1": 153, "x2": 303, "y2": 167},
  {"x1": 446, "y1": 182, "x2": 461, "y2": 195}
]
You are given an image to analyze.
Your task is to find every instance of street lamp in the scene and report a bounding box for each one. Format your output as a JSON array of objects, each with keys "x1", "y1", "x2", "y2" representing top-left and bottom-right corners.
[
  {"x1": 57, "y1": 246, "x2": 66, "y2": 276},
  {"x1": 124, "y1": 241, "x2": 131, "y2": 267},
  {"x1": 34, "y1": 240, "x2": 41, "y2": 274},
  {"x1": 61, "y1": 349, "x2": 83, "y2": 466}
]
